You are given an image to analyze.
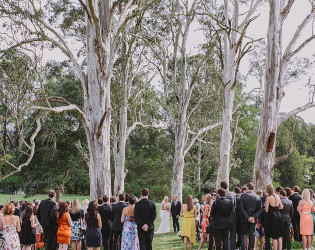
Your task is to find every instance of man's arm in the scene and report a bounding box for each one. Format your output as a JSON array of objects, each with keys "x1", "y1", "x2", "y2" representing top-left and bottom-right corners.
[
  {"x1": 239, "y1": 195, "x2": 250, "y2": 221},
  {"x1": 253, "y1": 198, "x2": 262, "y2": 220},
  {"x1": 177, "y1": 202, "x2": 181, "y2": 216},
  {"x1": 289, "y1": 202, "x2": 294, "y2": 219},
  {"x1": 148, "y1": 202, "x2": 157, "y2": 226},
  {"x1": 37, "y1": 203, "x2": 42, "y2": 223}
]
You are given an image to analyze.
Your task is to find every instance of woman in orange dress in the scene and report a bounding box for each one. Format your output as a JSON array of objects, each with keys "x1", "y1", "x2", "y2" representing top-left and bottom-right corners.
[
  {"x1": 57, "y1": 202, "x2": 73, "y2": 250},
  {"x1": 297, "y1": 189, "x2": 314, "y2": 250},
  {"x1": 198, "y1": 194, "x2": 212, "y2": 250}
]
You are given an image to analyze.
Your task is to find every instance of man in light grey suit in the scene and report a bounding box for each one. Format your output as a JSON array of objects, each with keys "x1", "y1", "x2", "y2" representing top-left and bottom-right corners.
[
  {"x1": 280, "y1": 190, "x2": 293, "y2": 250},
  {"x1": 217, "y1": 181, "x2": 237, "y2": 250}
]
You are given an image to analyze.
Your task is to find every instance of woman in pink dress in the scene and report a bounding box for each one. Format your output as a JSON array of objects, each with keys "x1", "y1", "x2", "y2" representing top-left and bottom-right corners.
[{"x1": 298, "y1": 189, "x2": 314, "y2": 250}]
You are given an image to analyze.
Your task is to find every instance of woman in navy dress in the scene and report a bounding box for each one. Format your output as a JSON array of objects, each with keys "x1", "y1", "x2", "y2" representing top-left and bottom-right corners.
[{"x1": 83, "y1": 201, "x2": 102, "y2": 249}]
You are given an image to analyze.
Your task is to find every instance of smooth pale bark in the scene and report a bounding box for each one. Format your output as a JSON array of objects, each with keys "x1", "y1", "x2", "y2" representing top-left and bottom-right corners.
[
  {"x1": 253, "y1": 0, "x2": 315, "y2": 190},
  {"x1": 253, "y1": 0, "x2": 282, "y2": 190},
  {"x1": 113, "y1": 104, "x2": 128, "y2": 197},
  {"x1": 84, "y1": 0, "x2": 112, "y2": 199},
  {"x1": 197, "y1": 140, "x2": 201, "y2": 192}
]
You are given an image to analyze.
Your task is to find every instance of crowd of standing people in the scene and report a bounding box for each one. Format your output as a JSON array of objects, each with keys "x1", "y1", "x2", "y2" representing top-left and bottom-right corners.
[{"x1": 0, "y1": 182, "x2": 314, "y2": 250}]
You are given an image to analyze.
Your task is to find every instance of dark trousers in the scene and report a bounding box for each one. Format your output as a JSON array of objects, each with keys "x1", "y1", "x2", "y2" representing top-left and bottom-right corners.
[
  {"x1": 102, "y1": 229, "x2": 112, "y2": 250},
  {"x1": 240, "y1": 222, "x2": 255, "y2": 250},
  {"x1": 229, "y1": 223, "x2": 236, "y2": 250},
  {"x1": 208, "y1": 225, "x2": 215, "y2": 250},
  {"x1": 43, "y1": 227, "x2": 58, "y2": 250},
  {"x1": 292, "y1": 217, "x2": 301, "y2": 241},
  {"x1": 112, "y1": 230, "x2": 122, "y2": 250},
  {"x1": 172, "y1": 215, "x2": 180, "y2": 232},
  {"x1": 214, "y1": 228, "x2": 230, "y2": 250},
  {"x1": 236, "y1": 221, "x2": 241, "y2": 249},
  {"x1": 283, "y1": 221, "x2": 291, "y2": 250},
  {"x1": 265, "y1": 237, "x2": 271, "y2": 250},
  {"x1": 138, "y1": 229, "x2": 154, "y2": 250}
]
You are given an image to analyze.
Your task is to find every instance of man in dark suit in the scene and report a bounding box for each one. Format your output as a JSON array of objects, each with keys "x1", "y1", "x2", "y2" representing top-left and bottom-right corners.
[
  {"x1": 13, "y1": 202, "x2": 21, "y2": 218},
  {"x1": 211, "y1": 188, "x2": 233, "y2": 250},
  {"x1": 217, "y1": 181, "x2": 237, "y2": 250},
  {"x1": 289, "y1": 185, "x2": 302, "y2": 242},
  {"x1": 98, "y1": 195, "x2": 113, "y2": 250},
  {"x1": 280, "y1": 190, "x2": 293, "y2": 250},
  {"x1": 234, "y1": 187, "x2": 242, "y2": 249},
  {"x1": 170, "y1": 194, "x2": 181, "y2": 233},
  {"x1": 37, "y1": 190, "x2": 58, "y2": 250},
  {"x1": 239, "y1": 182, "x2": 262, "y2": 250},
  {"x1": 111, "y1": 193, "x2": 127, "y2": 250},
  {"x1": 135, "y1": 188, "x2": 156, "y2": 250}
]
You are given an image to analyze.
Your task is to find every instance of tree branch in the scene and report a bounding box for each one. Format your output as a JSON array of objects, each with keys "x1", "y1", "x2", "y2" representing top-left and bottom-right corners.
[
  {"x1": 278, "y1": 102, "x2": 315, "y2": 125},
  {"x1": 1, "y1": 118, "x2": 41, "y2": 181},
  {"x1": 126, "y1": 122, "x2": 164, "y2": 138},
  {"x1": 75, "y1": 140, "x2": 90, "y2": 168},
  {"x1": 184, "y1": 121, "x2": 222, "y2": 156}
]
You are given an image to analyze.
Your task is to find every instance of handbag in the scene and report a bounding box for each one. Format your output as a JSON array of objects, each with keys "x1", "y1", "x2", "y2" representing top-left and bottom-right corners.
[{"x1": 36, "y1": 233, "x2": 45, "y2": 248}]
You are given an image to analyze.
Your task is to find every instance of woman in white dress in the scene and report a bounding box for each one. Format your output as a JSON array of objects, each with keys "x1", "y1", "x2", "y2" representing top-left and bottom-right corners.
[{"x1": 156, "y1": 196, "x2": 171, "y2": 234}]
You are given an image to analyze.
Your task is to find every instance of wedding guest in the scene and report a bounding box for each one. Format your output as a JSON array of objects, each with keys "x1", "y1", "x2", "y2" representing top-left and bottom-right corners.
[
  {"x1": 200, "y1": 196, "x2": 206, "y2": 223},
  {"x1": 170, "y1": 195, "x2": 181, "y2": 233},
  {"x1": 70, "y1": 199, "x2": 84, "y2": 250},
  {"x1": 275, "y1": 186, "x2": 283, "y2": 195},
  {"x1": 156, "y1": 196, "x2": 170, "y2": 234},
  {"x1": 98, "y1": 195, "x2": 113, "y2": 250},
  {"x1": 234, "y1": 187, "x2": 242, "y2": 250},
  {"x1": 280, "y1": 190, "x2": 293, "y2": 250},
  {"x1": 198, "y1": 194, "x2": 211, "y2": 250},
  {"x1": 0, "y1": 203, "x2": 21, "y2": 249},
  {"x1": 66, "y1": 201, "x2": 71, "y2": 209},
  {"x1": 297, "y1": 189, "x2": 314, "y2": 250},
  {"x1": 254, "y1": 190, "x2": 264, "y2": 250},
  {"x1": 97, "y1": 199, "x2": 103, "y2": 206},
  {"x1": 84, "y1": 201, "x2": 102, "y2": 249},
  {"x1": 135, "y1": 188, "x2": 157, "y2": 250},
  {"x1": 112, "y1": 194, "x2": 128, "y2": 249},
  {"x1": 193, "y1": 198, "x2": 201, "y2": 241},
  {"x1": 289, "y1": 186, "x2": 302, "y2": 242},
  {"x1": 309, "y1": 189, "x2": 315, "y2": 246},
  {"x1": 239, "y1": 182, "x2": 262, "y2": 250},
  {"x1": 211, "y1": 188, "x2": 233, "y2": 250},
  {"x1": 20, "y1": 205, "x2": 37, "y2": 249},
  {"x1": 125, "y1": 194, "x2": 130, "y2": 206},
  {"x1": 0, "y1": 205, "x2": 3, "y2": 237},
  {"x1": 181, "y1": 195, "x2": 197, "y2": 250},
  {"x1": 37, "y1": 190, "x2": 58, "y2": 250},
  {"x1": 57, "y1": 201, "x2": 73, "y2": 249},
  {"x1": 82, "y1": 199, "x2": 89, "y2": 214},
  {"x1": 33, "y1": 205, "x2": 44, "y2": 250},
  {"x1": 241, "y1": 186, "x2": 247, "y2": 194},
  {"x1": 121, "y1": 195, "x2": 140, "y2": 249},
  {"x1": 217, "y1": 181, "x2": 236, "y2": 250},
  {"x1": 13, "y1": 202, "x2": 21, "y2": 218},
  {"x1": 208, "y1": 191, "x2": 217, "y2": 250},
  {"x1": 211, "y1": 191, "x2": 217, "y2": 202},
  {"x1": 110, "y1": 196, "x2": 116, "y2": 205}
]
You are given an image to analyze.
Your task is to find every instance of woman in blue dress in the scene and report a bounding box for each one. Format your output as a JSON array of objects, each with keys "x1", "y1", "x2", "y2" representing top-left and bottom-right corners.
[
  {"x1": 83, "y1": 201, "x2": 102, "y2": 249},
  {"x1": 121, "y1": 196, "x2": 140, "y2": 250}
]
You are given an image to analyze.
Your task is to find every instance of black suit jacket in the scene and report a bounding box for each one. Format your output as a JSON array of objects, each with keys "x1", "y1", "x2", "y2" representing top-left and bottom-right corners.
[
  {"x1": 112, "y1": 202, "x2": 127, "y2": 231},
  {"x1": 210, "y1": 197, "x2": 233, "y2": 229},
  {"x1": 289, "y1": 193, "x2": 302, "y2": 218},
  {"x1": 281, "y1": 197, "x2": 294, "y2": 223},
  {"x1": 37, "y1": 198, "x2": 58, "y2": 230},
  {"x1": 216, "y1": 190, "x2": 236, "y2": 223},
  {"x1": 135, "y1": 198, "x2": 156, "y2": 230},
  {"x1": 235, "y1": 194, "x2": 242, "y2": 223},
  {"x1": 98, "y1": 203, "x2": 113, "y2": 231},
  {"x1": 171, "y1": 201, "x2": 181, "y2": 217},
  {"x1": 239, "y1": 191, "x2": 262, "y2": 223}
]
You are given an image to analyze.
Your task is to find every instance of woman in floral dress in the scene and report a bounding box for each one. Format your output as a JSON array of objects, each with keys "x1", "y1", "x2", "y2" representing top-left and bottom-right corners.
[
  {"x1": 121, "y1": 196, "x2": 140, "y2": 250},
  {"x1": 198, "y1": 194, "x2": 212, "y2": 250},
  {"x1": 0, "y1": 203, "x2": 21, "y2": 249}
]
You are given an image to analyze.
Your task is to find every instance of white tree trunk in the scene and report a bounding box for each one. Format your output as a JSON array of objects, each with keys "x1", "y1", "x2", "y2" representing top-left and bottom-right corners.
[
  {"x1": 171, "y1": 114, "x2": 187, "y2": 202},
  {"x1": 253, "y1": 0, "x2": 282, "y2": 190},
  {"x1": 85, "y1": 0, "x2": 112, "y2": 200},
  {"x1": 197, "y1": 140, "x2": 201, "y2": 192},
  {"x1": 113, "y1": 104, "x2": 128, "y2": 197},
  {"x1": 217, "y1": 86, "x2": 235, "y2": 188}
]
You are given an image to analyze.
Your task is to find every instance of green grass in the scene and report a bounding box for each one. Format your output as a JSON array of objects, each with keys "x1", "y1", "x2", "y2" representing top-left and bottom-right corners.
[{"x1": 0, "y1": 194, "x2": 308, "y2": 249}]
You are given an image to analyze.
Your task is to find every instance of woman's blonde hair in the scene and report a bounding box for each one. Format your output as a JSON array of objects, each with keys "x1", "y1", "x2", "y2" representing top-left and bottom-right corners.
[
  {"x1": 265, "y1": 184, "x2": 274, "y2": 196},
  {"x1": 71, "y1": 199, "x2": 81, "y2": 214},
  {"x1": 302, "y1": 189, "x2": 311, "y2": 201},
  {"x1": 205, "y1": 194, "x2": 212, "y2": 205},
  {"x1": 3, "y1": 203, "x2": 15, "y2": 215}
]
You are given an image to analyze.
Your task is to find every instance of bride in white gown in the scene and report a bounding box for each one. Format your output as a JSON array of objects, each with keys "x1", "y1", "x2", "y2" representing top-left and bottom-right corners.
[{"x1": 156, "y1": 196, "x2": 171, "y2": 234}]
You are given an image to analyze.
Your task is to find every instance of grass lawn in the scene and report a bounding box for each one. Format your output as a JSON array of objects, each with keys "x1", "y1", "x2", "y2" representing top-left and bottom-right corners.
[{"x1": 0, "y1": 194, "x2": 307, "y2": 249}]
